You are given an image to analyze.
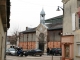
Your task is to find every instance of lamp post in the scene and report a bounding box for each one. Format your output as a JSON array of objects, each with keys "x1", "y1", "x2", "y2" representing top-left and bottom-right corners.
[
  {"x1": 52, "y1": 32, "x2": 55, "y2": 60},
  {"x1": 52, "y1": 6, "x2": 64, "y2": 60},
  {"x1": 56, "y1": 6, "x2": 63, "y2": 60},
  {"x1": 31, "y1": 34, "x2": 32, "y2": 49}
]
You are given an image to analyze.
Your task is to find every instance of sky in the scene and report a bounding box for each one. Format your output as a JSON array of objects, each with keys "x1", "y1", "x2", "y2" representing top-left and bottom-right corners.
[{"x1": 7, "y1": 0, "x2": 63, "y2": 36}]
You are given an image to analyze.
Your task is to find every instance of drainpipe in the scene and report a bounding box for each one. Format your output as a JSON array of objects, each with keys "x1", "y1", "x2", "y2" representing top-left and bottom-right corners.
[
  {"x1": 5, "y1": 32, "x2": 7, "y2": 60},
  {"x1": 27, "y1": 34, "x2": 28, "y2": 50}
]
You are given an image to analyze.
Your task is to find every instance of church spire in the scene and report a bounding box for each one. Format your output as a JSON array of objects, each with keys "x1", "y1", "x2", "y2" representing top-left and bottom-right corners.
[{"x1": 40, "y1": 8, "x2": 45, "y2": 24}]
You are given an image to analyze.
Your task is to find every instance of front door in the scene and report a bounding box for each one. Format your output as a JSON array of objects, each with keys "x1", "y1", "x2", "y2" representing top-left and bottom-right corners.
[
  {"x1": 64, "y1": 45, "x2": 70, "y2": 58},
  {"x1": 39, "y1": 33, "x2": 44, "y2": 51},
  {"x1": 39, "y1": 42, "x2": 44, "y2": 51}
]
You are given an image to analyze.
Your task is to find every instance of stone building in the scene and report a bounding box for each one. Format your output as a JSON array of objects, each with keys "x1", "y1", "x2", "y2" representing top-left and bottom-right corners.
[
  {"x1": 19, "y1": 9, "x2": 63, "y2": 52},
  {"x1": 0, "y1": 0, "x2": 10, "y2": 60},
  {"x1": 61, "y1": 0, "x2": 80, "y2": 60}
]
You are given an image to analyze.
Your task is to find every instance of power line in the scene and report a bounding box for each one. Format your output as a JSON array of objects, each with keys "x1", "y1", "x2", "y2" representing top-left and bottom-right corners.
[{"x1": 19, "y1": 0, "x2": 62, "y2": 7}]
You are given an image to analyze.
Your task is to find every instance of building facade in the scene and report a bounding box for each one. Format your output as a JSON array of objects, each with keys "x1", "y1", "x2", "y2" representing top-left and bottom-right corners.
[
  {"x1": 19, "y1": 9, "x2": 63, "y2": 52},
  {"x1": 62, "y1": 0, "x2": 80, "y2": 60},
  {"x1": 6, "y1": 36, "x2": 18, "y2": 49},
  {"x1": 0, "y1": 0, "x2": 10, "y2": 60}
]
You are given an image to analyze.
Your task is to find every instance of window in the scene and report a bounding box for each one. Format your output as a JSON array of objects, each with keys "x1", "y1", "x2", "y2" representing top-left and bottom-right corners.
[
  {"x1": 24, "y1": 34, "x2": 27, "y2": 42},
  {"x1": 77, "y1": 0, "x2": 80, "y2": 7},
  {"x1": 79, "y1": 18, "x2": 80, "y2": 29},
  {"x1": 55, "y1": 32, "x2": 60, "y2": 41},
  {"x1": 72, "y1": 13, "x2": 75, "y2": 30},
  {"x1": 78, "y1": 45, "x2": 80, "y2": 56}
]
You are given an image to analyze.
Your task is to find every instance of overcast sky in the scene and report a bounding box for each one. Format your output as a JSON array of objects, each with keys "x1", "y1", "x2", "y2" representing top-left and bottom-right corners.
[{"x1": 7, "y1": 0, "x2": 63, "y2": 36}]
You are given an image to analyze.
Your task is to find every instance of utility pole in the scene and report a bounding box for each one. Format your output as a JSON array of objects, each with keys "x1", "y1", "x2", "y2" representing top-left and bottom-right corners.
[
  {"x1": 31, "y1": 34, "x2": 33, "y2": 49},
  {"x1": 52, "y1": 32, "x2": 55, "y2": 60}
]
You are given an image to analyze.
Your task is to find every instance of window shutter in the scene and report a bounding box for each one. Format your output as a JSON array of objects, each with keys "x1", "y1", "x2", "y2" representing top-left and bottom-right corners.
[{"x1": 72, "y1": 13, "x2": 75, "y2": 31}]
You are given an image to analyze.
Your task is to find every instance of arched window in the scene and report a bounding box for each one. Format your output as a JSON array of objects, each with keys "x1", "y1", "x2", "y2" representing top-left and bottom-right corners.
[{"x1": 39, "y1": 33, "x2": 44, "y2": 42}]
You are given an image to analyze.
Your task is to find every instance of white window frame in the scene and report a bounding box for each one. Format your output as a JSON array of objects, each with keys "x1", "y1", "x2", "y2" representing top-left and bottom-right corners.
[{"x1": 72, "y1": 13, "x2": 76, "y2": 31}]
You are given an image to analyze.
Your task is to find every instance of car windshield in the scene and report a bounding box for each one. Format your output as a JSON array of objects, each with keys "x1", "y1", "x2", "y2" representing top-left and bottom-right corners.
[
  {"x1": 35, "y1": 49, "x2": 41, "y2": 51},
  {"x1": 52, "y1": 48, "x2": 56, "y2": 50},
  {"x1": 57, "y1": 48, "x2": 61, "y2": 50},
  {"x1": 8, "y1": 48, "x2": 15, "y2": 51}
]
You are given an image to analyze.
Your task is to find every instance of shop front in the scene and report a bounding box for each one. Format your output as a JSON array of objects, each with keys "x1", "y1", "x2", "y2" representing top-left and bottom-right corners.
[{"x1": 61, "y1": 35, "x2": 74, "y2": 60}]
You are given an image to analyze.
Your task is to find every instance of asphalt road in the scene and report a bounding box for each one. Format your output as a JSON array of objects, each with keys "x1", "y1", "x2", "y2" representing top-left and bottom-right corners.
[{"x1": 6, "y1": 55, "x2": 61, "y2": 60}]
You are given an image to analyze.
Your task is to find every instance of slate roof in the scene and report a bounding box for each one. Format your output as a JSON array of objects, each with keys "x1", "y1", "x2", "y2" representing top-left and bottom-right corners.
[
  {"x1": 47, "y1": 24, "x2": 62, "y2": 30},
  {"x1": 21, "y1": 15, "x2": 63, "y2": 34},
  {"x1": 22, "y1": 27, "x2": 36, "y2": 34},
  {"x1": 45, "y1": 15, "x2": 63, "y2": 24}
]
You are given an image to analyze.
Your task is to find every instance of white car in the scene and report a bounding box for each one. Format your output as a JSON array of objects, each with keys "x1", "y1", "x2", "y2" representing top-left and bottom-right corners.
[{"x1": 6, "y1": 48, "x2": 17, "y2": 56}]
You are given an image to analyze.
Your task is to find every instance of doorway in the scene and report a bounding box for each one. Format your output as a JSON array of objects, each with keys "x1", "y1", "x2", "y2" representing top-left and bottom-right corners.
[
  {"x1": 64, "y1": 44, "x2": 70, "y2": 58},
  {"x1": 39, "y1": 33, "x2": 44, "y2": 51}
]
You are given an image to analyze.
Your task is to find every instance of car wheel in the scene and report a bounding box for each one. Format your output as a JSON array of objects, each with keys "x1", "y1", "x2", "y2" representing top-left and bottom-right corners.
[
  {"x1": 60, "y1": 54, "x2": 61, "y2": 56},
  {"x1": 40, "y1": 55, "x2": 42, "y2": 56},
  {"x1": 25, "y1": 54, "x2": 28, "y2": 56},
  {"x1": 52, "y1": 52, "x2": 54, "y2": 55},
  {"x1": 20, "y1": 54, "x2": 23, "y2": 57},
  {"x1": 34, "y1": 54, "x2": 36, "y2": 56},
  {"x1": 54, "y1": 53, "x2": 56, "y2": 56},
  {"x1": 31, "y1": 55, "x2": 34, "y2": 56}
]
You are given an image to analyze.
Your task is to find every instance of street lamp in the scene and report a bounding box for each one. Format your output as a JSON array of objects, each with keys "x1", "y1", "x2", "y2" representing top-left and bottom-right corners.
[
  {"x1": 56, "y1": 6, "x2": 64, "y2": 16},
  {"x1": 56, "y1": 6, "x2": 64, "y2": 11}
]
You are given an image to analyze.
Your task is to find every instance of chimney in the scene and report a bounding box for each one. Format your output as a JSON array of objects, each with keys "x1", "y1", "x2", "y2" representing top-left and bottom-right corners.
[{"x1": 26, "y1": 27, "x2": 28, "y2": 30}]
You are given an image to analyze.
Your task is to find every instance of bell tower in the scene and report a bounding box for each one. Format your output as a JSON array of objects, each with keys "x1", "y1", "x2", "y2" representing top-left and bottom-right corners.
[{"x1": 40, "y1": 9, "x2": 45, "y2": 24}]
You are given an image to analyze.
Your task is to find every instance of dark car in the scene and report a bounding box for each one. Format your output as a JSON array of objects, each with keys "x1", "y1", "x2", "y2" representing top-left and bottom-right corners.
[
  {"x1": 16, "y1": 47, "x2": 26, "y2": 56},
  {"x1": 50, "y1": 48, "x2": 62, "y2": 56},
  {"x1": 25, "y1": 49, "x2": 43, "y2": 56}
]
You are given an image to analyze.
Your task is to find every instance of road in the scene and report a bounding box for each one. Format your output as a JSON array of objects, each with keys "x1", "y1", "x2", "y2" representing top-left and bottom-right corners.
[{"x1": 6, "y1": 55, "x2": 61, "y2": 60}]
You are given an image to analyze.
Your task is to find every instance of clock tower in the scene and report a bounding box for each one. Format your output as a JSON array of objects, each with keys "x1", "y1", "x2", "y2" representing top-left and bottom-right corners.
[{"x1": 40, "y1": 8, "x2": 45, "y2": 24}]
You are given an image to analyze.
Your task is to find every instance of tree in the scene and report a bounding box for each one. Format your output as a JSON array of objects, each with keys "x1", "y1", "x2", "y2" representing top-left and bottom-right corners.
[{"x1": 10, "y1": 27, "x2": 21, "y2": 46}]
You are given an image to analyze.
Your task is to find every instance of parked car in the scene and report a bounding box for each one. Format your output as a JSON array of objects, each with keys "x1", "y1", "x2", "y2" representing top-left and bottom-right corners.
[
  {"x1": 25, "y1": 49, "x2": 43, "y2": 56},
  {"x1": 6, "y1": 48, "x2": 17, "y2": 56},
  {"x1": 50, "y1": 48, "x2": 62, "y2": 56},
  {"x1": 6, "y1": 49, "x2": 9, "y2": 55},
  {"x1": 16, "y1": 47, "x2": 25, "y2": 56}
]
